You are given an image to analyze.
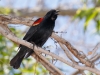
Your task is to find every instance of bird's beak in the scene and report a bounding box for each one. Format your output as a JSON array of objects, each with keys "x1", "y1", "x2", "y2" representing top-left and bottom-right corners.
[{"x1": 56, "y1": 10, "x2": 60, "y2": 15}]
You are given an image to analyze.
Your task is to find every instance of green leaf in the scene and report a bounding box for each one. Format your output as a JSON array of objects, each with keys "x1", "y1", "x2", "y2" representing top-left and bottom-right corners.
[
  {"x1": 0, "y1": 7, "x2": 11, "y2": 14},
  {"x1": 73, "y1": 7, "x2": 100, "y2": 33},
  {"x1": 84, "y1": 8, "x2": 98, "y2": 31}
]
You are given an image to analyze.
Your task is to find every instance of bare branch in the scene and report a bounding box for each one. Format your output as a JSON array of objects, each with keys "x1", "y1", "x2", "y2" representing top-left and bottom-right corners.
[
  {"x1": 17, "y1": 9, "x2": 77, "y2": 17},
  {"x1": 52, "y1": 33, "x2": 92, "y2": 67},
  {"x1": 0, "y1": 15, "x2": 93, "y2": 67},
  {"x1": 0, "y1": 14, "x2": 100, "y2": 74},
  {"x1": 0, "y1": 25, "x2": 100, "y2": 74},
  {"x1": 0, "y1": 24, "x2": 64, "y2": 75},
  {"x1": 90, "y1": 54, "x2": 100, "y2": 63},
  {"x1": 90, "y1": 43, "x2": 100, "y2": 59},
  {"x1": 0, "y1": 15, "x2": 34, "y2": 26},
  {"x1": 59, "y1": 42, "x2": 77, "y2": 64}
]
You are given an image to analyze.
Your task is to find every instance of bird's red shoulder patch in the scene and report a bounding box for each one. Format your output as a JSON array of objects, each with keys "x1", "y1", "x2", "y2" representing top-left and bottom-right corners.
[{"x1": 32, "y1": 18, "x2": 43, "y2": 26}]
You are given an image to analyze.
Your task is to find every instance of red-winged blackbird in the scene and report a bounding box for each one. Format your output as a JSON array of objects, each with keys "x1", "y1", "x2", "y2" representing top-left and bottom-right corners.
[{"x1": 10, "y1": 10, "x2": 59, "y2": 69}]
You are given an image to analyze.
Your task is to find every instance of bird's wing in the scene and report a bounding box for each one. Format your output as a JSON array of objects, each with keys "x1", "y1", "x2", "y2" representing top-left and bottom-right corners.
[
  {"x1": 23, "y1": 18, "x2": 43, "y2": 41},
  {"x1": 19, "y1": 18, "x2": 43, "y2": 48},
  {"x1": 23, "y1": 26, "x2": 38, "y2": 41},
  {"x1": 32, "y1": 18, "x2": 43, "y2": 26}
]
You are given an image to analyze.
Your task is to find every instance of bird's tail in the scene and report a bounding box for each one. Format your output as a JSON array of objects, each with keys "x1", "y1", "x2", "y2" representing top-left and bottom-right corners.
[{"x1": 10, "y1": 46, "x2": 33, "y2": 69}]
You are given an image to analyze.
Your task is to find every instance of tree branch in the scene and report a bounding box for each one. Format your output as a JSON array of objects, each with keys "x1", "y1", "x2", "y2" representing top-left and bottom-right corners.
[
  {"x1": 0, "y1": 14, "x2": 92, "y2": 67},
  {"x1": 0, "y1": 24, "x2": 64, "y2": 75},
  {"x1": 0, "y1": 14, "x2": 100, "y2": 74},
  {"x1": 52, "y1": 33, "x2": 92, "y2": 67},
  {"x1": 17, "y1": 9, "x2": 77, "y2": 17},
  {"x1": 0, "y1": 24, "x2": 100, "y2": 74}
]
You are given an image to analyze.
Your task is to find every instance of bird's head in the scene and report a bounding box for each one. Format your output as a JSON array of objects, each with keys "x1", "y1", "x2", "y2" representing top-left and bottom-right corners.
[{"x1": 44, "y1": 9, "x2": 59, "y2": 21}]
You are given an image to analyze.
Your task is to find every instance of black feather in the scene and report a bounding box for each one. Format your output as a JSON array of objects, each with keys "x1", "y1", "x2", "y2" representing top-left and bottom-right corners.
[{"x1": 10, "y1": 9, "x2": 58, "y2": 69}]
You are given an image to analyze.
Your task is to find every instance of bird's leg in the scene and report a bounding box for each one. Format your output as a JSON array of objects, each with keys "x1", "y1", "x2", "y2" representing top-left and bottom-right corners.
[{"x1": 31, "y1": 42, "x2": 36, "y2": 50}]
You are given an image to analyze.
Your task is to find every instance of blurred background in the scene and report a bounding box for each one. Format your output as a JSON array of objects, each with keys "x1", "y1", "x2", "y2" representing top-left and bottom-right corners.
[{"x1": 0, "y1": 0, "x2": 100, "y2": 75}]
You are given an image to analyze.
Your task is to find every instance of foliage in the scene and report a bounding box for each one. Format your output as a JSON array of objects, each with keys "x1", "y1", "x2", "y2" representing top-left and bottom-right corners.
[
  {"x1": 0, "y1": 7, "x2": 20, "y2": 15},
  {"x1": 74, "y1": 7, "x2": 100, "y2": 33},
  {"x1": 0, "y1": 7, "x2": 11, "y2": 14}
]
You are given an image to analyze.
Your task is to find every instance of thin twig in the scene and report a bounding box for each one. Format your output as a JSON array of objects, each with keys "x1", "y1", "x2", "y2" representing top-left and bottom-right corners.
[
  {"x1": 59, "y1": 42, "x2": 77, "y2": 64},
  {"x1": 52, "y1": 33, "x2": 92, "y2": 67}
]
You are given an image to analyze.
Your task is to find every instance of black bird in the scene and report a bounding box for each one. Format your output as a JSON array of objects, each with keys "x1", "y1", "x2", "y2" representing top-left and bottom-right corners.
[{"x1": 10, "y1": 10, "x2": 59, "y2": 69}]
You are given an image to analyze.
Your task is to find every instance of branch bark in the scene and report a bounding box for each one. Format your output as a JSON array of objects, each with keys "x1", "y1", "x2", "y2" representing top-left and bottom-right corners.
[
  {"x1": 0, "y1": 24, "x2": 64, "y2": 75},
  {"x1": 16, "y1": 9, "x2": 77, "y2": 17},
  {"x1": 52, "y1": 33, "x2": 92, "y2": 67},
  {"x1": 0, "y1": 14, "x2": 100, "y2": 75}
]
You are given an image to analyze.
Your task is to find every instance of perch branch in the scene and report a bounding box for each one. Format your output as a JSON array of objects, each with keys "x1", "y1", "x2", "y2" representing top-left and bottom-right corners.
[
  {"x1": 0, "y1": 14, "x2": 93, "y2": 67},
  {"x1": 0, "y1": 24, "x2": 64, "y2": 75},
  {"x1": 0, "y1": 24, "x2": 100, "y2": 74},
  {"x1": 0, "y1": 14, "x2": 34, "y2": 26},
  {"x1": 0, "y1": 14, "x2": 100, "y2": 74}
]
